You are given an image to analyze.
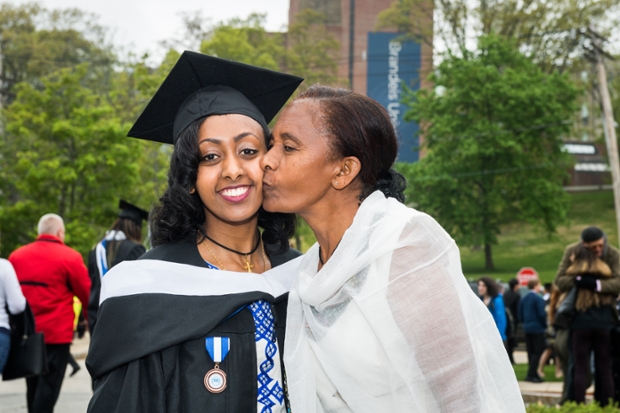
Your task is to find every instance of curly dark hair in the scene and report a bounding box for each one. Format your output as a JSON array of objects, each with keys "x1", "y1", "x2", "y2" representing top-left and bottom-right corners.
[
  {"x1": 149, "y1": 116, "x2": 296, "y2": 254},
  {"x1": 295, "y1": 85, "x2": 407, "y2": 203},
  {"x1": 478, "y1": 276, "x2": 500, "y2": 298}
]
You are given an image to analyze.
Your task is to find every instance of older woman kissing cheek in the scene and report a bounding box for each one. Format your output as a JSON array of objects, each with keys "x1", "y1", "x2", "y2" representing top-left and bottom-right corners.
[{"x1": 261, "y1": 85, "x2": 525, "y2": 413}]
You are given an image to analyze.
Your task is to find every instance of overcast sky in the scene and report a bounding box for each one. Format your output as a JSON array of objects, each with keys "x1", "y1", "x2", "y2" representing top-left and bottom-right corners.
[{"x1": 8, "y1": 0, "x2": 290, "y2": 59}]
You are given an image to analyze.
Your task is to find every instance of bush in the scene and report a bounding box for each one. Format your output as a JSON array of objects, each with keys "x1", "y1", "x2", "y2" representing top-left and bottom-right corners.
[{"x1": 527, "y1": 401, "x2": 620, "y2": 412}]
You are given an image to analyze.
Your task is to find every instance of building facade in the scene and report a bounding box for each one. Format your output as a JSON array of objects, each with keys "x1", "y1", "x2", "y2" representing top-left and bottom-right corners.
[{"x1": 288, "y1": 0, "x2": 433, "y2": 161}]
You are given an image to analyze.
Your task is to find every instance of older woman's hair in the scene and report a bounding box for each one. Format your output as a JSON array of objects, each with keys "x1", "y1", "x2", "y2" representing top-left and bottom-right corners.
[
  {"x1": 295, "y1": 85, "x2": 407, "y2": 202},
  {"x1": 149, "y1": 117, "x2": 296, "y2": 253},
  {"x1": 478, "y1": 276, "x2": 500, "y2": 298}
]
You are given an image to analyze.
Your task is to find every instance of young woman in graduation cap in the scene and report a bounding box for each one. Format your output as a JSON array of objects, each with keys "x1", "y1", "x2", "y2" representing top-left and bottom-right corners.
[
  {"x1": 86, "y1": 52, "x2": 303, "y2": 413},
  {"x1": 87, "y1": 199, "x2": 148, "y2": 335},
  {"x1": 261, "y1": 86, "x2": 525, "y2": 412}
]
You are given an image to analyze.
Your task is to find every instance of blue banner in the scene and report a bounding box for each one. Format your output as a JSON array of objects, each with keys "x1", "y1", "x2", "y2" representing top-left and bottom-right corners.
[{"x1": 367, "y1": 32, "x2": 421, "y2": 162}]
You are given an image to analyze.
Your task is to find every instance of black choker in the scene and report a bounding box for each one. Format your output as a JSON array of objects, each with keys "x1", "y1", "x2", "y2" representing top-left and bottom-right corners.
[{"x1": 204, "y1": 230, "x2": 261, "y2": 256}]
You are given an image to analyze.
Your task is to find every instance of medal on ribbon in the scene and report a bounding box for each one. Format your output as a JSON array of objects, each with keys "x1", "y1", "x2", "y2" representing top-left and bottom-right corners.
[{"x1": 204, "y1": 337, "x2": 230, "y2": 393}]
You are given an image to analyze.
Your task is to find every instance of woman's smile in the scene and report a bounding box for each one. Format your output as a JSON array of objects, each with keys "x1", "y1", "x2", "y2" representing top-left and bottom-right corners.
[{"x1": 219, "y1": 185, "x2": 252, "y2": 202}]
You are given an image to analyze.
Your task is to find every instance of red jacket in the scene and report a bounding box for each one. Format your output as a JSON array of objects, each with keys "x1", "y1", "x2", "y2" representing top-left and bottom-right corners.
[{"x1": 9, "y1": 234, "x2": 90, "y2": 344}]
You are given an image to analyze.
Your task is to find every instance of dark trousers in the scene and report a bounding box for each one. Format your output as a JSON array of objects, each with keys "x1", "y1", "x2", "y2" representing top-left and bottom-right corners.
[
  {"x1": 525, "y1": 332, "x2": 546, "y2": 379},
  {"x1": 26, "y1": 344, "x2": 70, "y2": 413},
  {"x1": 612, "y1": 356, "x2": 620, "y2": 404},
  {"x1": 505, "y1": 337, "x2": 517, "y2": 364},
  {"x1": 572, "y1": 329, "x2": 614, "y2": 406}
]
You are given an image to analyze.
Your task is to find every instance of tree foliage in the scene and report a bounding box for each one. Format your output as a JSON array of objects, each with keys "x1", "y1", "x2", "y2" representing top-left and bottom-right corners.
[
  {"x1": 0, "y1": 41, "x2": 176, "y2": 257},
  {"x1": 377, "y1": 0, "x2": 620, "y2": 72},
  {"x1": 285, "y1": 9, "x2": 340, "y2": 89},
  {"x1": 200, "y1": 11, "x2": 340, "y2": 89},
  {"x1": 400, "y1": 35, "x2": 579, "y2": 269},
  {"x1": 0, "y1": 64, "x2": 142, "y2": 255},
  {"x1": 0, "y1": 3, "x2": 115, "y2": 105},
  {"x1": 201, "y1": 14, "x2": 286, "y2": 71}
]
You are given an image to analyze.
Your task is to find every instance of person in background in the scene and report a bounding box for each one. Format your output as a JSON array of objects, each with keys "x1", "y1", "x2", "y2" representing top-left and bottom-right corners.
[
  {"x1": 555, "y1": 226, "x2": 620, "y2": 293},
  {"x1": 566, "y1": 244, "x2": 616, "y2": 406},
  {"x1": 542, "y1": 283, "x2": 552, "y2": 303},
  {"x1": 87, "y1": 200, "x2": 148, "y2": 335},
  {"x1": 613, "y1": 294, "x2": 620, "y2": 405},
  {"x1": 66, "y1": 297, "x2": 86, "y2": 378},
  {"x1": 478, "y1": 277, "x2": 508, "y2": 342},
  {"x1": 518, "y1": 278, "x2": 546, "y2": 383},
  {"x1": 537, "y1": 284, "x2": 562, "y2": 380},
  {"x1": 550, "y1": 285, "x2": 572, "y2": 403},
  {"x1": 503, "y1": 278, "x2": 521, "y2": 364},
  {"x1": 9, "y1": 213, "x2": 91, "y2": 413},
  {"x1": 0, "y1": 258, "x2": 27, "y2": 374},
  {"x1": 553, "y1": 226, "x2": 620, "y2": 403}
]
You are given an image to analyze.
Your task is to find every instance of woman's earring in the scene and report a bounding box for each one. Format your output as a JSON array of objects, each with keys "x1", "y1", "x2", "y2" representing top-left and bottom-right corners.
[
  {"x1": 334, "y1": 181, "x2": 339, "y2": 186},
  {"x1": 189, "y1": 188, "x2": 196, "y2": 194}
]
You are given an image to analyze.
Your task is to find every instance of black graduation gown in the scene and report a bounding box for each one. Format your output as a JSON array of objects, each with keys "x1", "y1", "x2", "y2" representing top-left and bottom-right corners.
[
  {"x1": 87, "y1": 239, "x2": 146, "y2": 334},
  {"x1": 86, "y1": 241, "x2": 301, "y2": 413}
]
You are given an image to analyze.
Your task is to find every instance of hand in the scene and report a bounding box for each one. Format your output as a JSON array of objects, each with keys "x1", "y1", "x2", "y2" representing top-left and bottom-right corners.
[
  {"x1": 574, "y1": 275, "x2": 597, "y2": 290},
  {"x1": 76, "y1": 320, "x2": 87, "y2": 339}
]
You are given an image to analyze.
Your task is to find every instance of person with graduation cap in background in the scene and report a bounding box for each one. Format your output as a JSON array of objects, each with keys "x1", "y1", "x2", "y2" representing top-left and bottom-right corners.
[
  {"x1": 87, "y1": 200, "x2": 149, "y2": 336},
  {"x1": 86, "y1": 51, "x2": 303, "y2": 413}
]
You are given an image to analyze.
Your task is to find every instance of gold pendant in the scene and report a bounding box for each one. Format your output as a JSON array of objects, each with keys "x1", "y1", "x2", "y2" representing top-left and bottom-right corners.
[
  {"x1": 204, "y1": 363, "x2": 227, "y2": 393},
  {"x1": 243, "y1": 255, "x2": 254, "y2": 272}
]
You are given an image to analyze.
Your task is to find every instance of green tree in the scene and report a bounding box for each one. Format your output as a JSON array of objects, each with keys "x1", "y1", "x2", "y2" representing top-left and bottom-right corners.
[
  {"x1": 285, "y1": 9, "x2": 340, "y2": 89},
  {"x1": 104, "y1": 51, "x2": 180, "y2": 219},
  {"x1": 377, "y1": 0, "x2": 619, "y2": 72},
  {"x1": 199, "y1": 10, "x2": 340, "y2": 89},
  {"x1": 400, "y1": 35, "x2": 579, "y2": 270},
  {"x1": 200, "y1": 13, "x2": 286, "y2": 71},
  {"x1": 0, "y1": 64, "x2": 142, "y2": 257},
  {"x1": 0, "y1": 3, "x2": 114, "y2": 105}
]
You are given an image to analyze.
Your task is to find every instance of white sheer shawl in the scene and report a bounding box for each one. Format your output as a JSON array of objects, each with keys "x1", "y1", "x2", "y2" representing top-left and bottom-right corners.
[{"x1": 284, "y1": 191, "x2": 525, "y2": 413}]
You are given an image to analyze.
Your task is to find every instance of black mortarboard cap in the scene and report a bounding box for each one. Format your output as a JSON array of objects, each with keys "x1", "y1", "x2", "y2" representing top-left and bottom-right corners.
[
  {"x1": 118, "y1": 200, "x2": 149, "y2": 226},
  {"x1": 127, "y1": 51, "x2": 304, "y2": 144}
]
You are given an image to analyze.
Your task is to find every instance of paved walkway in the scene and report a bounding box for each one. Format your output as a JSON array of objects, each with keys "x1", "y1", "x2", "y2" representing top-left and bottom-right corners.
[
  {"x1": 514, "y1": 350, "x2": 595, "y2": 406},
  {"x1": 0, "y1": 337, "x2": 91, "y2": 413},
  {"x1": 0, "y1": 342, "x2": 591, "y2": 412}
]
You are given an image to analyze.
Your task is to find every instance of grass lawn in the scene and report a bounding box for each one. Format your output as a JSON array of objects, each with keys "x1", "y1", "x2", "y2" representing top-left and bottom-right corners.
[
  {"x1": 293, "y1": 190, "x2": 615, "y2": 284},
  {"x1": 513, "y1": 363, "x2": 563, "y2": 382},
  {"x1": 460, "y1": 191, "x2": 616, "y2": 283}
]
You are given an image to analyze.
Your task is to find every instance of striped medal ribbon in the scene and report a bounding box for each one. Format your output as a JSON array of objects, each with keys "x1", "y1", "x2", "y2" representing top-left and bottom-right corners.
[{"x1": 204, "y1": 337, "x2": 230, "y2": 393}]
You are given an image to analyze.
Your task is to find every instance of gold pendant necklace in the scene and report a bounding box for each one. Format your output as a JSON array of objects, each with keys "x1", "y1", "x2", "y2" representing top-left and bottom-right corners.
[
  {"x1": 204, "y1": 242, "x2": 227, "y2": 271},
  {"x1": 203, "y1": 236, "x2": 268, "y2": 273},
  {"x1": 260, "y1": 240, "x2": 268, "y2": 270},
  {"x1": 242, "y1": 254, "x2": 253, "y2": 272},
  {"x1": 203, "y1": 230, "x2": 261, "y2": 272}
]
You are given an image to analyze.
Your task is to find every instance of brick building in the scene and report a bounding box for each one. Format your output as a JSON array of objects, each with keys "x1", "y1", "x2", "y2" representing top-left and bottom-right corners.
[
  {"x1": 288, "y1": 0, "x2": 433, "y2": 161},
  {"x1": 288, "y1": 0, "x2": 433, "y2": 93}
]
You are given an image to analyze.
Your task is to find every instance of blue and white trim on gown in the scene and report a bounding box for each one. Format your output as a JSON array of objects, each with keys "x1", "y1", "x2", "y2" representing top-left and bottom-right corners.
[
  {"x1": 205, "y1": 260, "x2": 285, "y2": 413},
  {"x1": 250, "y1": 301, "x2": 285, "y2": 412},
  {"x1": 95, "y1": 230, "x2": 127, "y2": 277}
]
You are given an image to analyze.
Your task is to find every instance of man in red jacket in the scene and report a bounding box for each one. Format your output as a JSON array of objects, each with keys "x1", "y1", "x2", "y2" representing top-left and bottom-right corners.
[{"x1": 9, "y1": 213, "x2": 90, "y2": 413}]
